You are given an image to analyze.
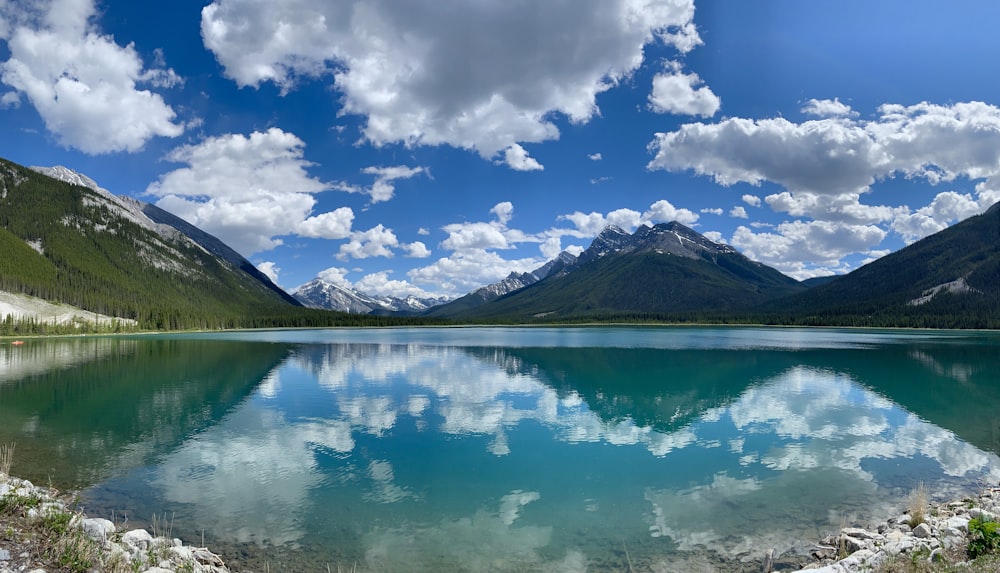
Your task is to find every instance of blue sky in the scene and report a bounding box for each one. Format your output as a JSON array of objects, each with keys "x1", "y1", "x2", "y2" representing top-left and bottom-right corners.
[{"x1": 2, "y1": 0, "x2": 1000, "y2": 299}]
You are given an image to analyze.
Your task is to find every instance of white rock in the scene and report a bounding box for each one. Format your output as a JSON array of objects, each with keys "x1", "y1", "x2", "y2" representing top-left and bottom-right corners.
[
  {"x1": 141, "y1": 568, "x2": 174, "y2": 573},
  {"x1": 842, "y1": 549, "x2": 876, "y2": 566},
  {"x1": 793, "y1": 549, "x2": 876, "y2": 573},
  {"x1": 945, "y1": 516, "x2": 970, "y2": 532},
  {"x1": 192, "y1": 548, "x2": 225, "y2": 567},
  {"x1": 884, "y1": 537, "x2": 918, "y2": 556},
  {"x1": 122, "y1": 529, "x2": 155, "y2": 552},
  {"x1": 913, "y1": 523, "x2": 932, "y2": 538},
  {"x1": 81, "y1": 518, "x2": 116, "y2": 542},
  {"x1": 840, "y1": 535, "x2": 867, "y2": 553},
  {"x1": 840, "y1": 527, "x2": 876, "y2": 540},
  {"x1": 168, "y1": 546, "x2": 194, "y2": 562},
  {"x1": 971, "y1": 508, "x2": 999, "y2": 522},
  {"x1": 108, "y1": 542, "x2": 130, "y2": 560},
  {"x1": 884, "y1": 530, "x2": 906, "y2": 542}
]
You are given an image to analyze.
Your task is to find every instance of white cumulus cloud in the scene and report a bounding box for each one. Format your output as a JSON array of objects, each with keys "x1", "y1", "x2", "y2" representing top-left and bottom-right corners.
[
  {"x1": 440, "y1": 201, "x2": 526, "y2": 251},
  {"x1": 644, "y1": 199, "x2": 699, "y2": 225},
  {"x1": 317, "y1": 267, "x2": 353, "y2": 287},
  {"x1": 648, "y1": 100, "x2": 1000, "y2": 276},
  {"x1": 500, "y1": 144, "x2": 544, "y2": 172},
  {"x1": 891, "y1": 190, "x2": 985, "y2": 244},
  {"x1": 338, "y1": 224, "x2": 399, "y2": 261},
  {"x1": 201, "y1": 0, "x2": 701, "y2": 161},
  {"x1": 0, "y1": 90, "x2": 20, "y2": 108},
  {"x1": 403, "y1": 241, "x2": 431, "y2": 258},
  {"x1": 0, "y1": 0, "x2": 185, "y2": 153},
  {"x1": 341, "y1": 165, "x2": 426, "y2": 203},
  {"x1": 731, "y1": 221, "x2": 886, "y2": 278},
  {"x1": 147, "y1": 128, "x2": 346, "y2": 256},
  {"x1": 649, "y1": 65, "x2": 720, "y2": 118},
  {"x1": 408, "y1": 249, "x2": 546, "y2": 295},
  {"x1": 256, "y1": 261, "x2": 280, "y2": 284},
  {"x1": 801, "y1": 97, "x2": 857, "y2": 118},
  {"x1": 355, "y1": 271, "x2": 436, "y2": 299}
]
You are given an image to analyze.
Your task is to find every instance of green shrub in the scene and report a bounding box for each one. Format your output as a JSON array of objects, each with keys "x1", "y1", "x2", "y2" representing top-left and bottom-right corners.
[{"x1": 968, "y1": 517, "x2": 1000, "y2": 558}]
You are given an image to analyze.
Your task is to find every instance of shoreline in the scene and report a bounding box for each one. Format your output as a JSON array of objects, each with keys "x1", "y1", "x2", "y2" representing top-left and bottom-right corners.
[
  {"x1": 1, "y1": 471, "x2": 232, "y2": 573},
  {"x1": 3, "y1": 466, "x2": 998, "y2": 573},
  {"x1": 785, "y1": 486, "x2": 1000, "y2": 573}
]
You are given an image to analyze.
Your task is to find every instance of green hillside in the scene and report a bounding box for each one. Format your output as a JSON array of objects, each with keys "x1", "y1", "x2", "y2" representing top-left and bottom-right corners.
[
  {"x1": 455, "y1": 249, "x2": 805, "y2": 321},
  {"x1": 0, "y1": 159, "x2": 303, "y2": 329},
  {"x1": 768, "y1": 202, "x2": 1000, "y2": 328}
]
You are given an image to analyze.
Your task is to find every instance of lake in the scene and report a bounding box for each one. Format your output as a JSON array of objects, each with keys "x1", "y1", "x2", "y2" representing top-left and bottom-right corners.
[{"x1": 2, "y1": 326, "x2": 999, "y2": 572}]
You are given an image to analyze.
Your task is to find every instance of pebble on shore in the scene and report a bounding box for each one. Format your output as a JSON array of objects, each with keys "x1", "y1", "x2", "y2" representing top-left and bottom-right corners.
[
  {"x1": 786, "y1": 488, "x2": 1000, "y2": 572},
  {"x1": 4, "y1": 466, "x2": 996, "y2": 573},
  {"x1": 1, "y1": 472, "x2": 231, "y2": 573}
]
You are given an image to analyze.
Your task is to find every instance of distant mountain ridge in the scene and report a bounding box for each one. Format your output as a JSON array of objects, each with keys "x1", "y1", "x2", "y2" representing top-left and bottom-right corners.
[
  {"x1": 425, "y1": 251, "x2": 578, "y2": 318},
  {"x1": 10, "y1": 158, "x2": 1000, "y2": 330},
  {"x1": 292, "y1": 278, "x2": 450, "y2": 315},
  {"x1": 430, "y1": 221, "x2": 806, "y2": 320}
]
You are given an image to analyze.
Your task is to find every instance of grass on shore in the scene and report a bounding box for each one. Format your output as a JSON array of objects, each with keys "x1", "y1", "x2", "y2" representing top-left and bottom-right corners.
[
  {"x1": 873, "y1": 547, "x2": 1000, "y2": 572},
  {"x1": 0, "y1": 442, "x2": 13, "y2": 478}
]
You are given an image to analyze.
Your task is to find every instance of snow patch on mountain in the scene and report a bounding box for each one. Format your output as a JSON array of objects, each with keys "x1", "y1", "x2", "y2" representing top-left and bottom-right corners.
[{"x1": 292, "y1": 279, "x2": 451, "y2": 314}]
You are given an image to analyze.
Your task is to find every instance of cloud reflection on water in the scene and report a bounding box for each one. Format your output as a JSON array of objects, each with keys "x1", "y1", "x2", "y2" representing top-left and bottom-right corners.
[{"x1": 148, "y1": 342, "x2": 1000, "y2": 570}]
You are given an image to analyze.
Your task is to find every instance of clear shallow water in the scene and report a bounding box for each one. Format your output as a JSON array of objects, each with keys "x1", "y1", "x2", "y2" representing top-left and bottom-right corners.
[{"x1": 2, "y1": 327, "x2": 1000, "y2": 572}]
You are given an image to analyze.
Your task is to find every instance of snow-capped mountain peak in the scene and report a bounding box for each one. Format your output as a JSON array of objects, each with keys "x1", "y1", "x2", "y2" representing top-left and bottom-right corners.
[{"x1": 292, "y1": 278, "x2": 450, "y2": 315}]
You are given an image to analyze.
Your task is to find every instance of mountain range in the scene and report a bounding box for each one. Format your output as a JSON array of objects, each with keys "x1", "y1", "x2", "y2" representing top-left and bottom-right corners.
[
  {"x1": 2, "y1": 156, "x2": 998, "y2": 330},
  {"x1": 426, "y1": 221, "x2": 806, "y2": 320},
  {"x1": 291, "y1": 278, "x2": 450, "y2": 315}
]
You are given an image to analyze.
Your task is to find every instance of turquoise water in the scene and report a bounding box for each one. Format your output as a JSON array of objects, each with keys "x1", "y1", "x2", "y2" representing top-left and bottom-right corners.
[{"x1": 2, "y1": 327, "x2": 1000, "y2": 571}]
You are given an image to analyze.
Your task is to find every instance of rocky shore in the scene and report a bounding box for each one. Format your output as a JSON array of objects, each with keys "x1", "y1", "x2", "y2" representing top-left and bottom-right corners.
[
  {"x1": 4, "y1": 462, "x2": 999, "y2": 573},
  {"x1": 1, "y1": 472, "x2": 230, "y2": 573},
  {"x1": 787, "y1": 486, "x2": 1000, "y2": 572}
]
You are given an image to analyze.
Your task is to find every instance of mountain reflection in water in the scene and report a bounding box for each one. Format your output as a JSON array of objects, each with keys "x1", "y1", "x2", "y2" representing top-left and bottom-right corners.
[{"x1": 1, "y1": 328, "x2": 998, "y2": 572}]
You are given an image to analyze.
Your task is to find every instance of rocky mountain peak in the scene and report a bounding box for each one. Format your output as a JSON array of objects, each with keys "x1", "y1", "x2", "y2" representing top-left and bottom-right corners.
[
  {"x1": 292, "y1": 277, "x2": 449, "y2": 315},
  {"x1": 30, "y1": 165, "x2": 108, "y2": 195},
  {"x1": 634, "y1": 222, "x2": 736, "y2": 259}
]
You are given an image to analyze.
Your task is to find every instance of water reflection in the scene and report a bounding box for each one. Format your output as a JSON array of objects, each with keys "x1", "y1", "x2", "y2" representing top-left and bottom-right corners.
[
  {"x1": 0, "y1": 338, "x2": 293, "y2": 485},
  {"x1": 2, "y1": 331, "x2": 999, "y2": 572},
  {"x1": 135, "y1": 340, "x2": 1000, "y2": 571},
  {"x1": 0, "y1": 337, "x2": 121, "y2": 382}
]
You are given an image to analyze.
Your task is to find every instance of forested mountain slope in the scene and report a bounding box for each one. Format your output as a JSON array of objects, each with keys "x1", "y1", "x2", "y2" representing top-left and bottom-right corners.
[
  {"x1": 443, "y1": 222, "x2": 805, "y2": 321},
  {"x1": 769, "y1": 201, "x2": 1000, "y2": 328},
  {"x1": 0, "y1": 158, "x2": 299, "y2": 329}
]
